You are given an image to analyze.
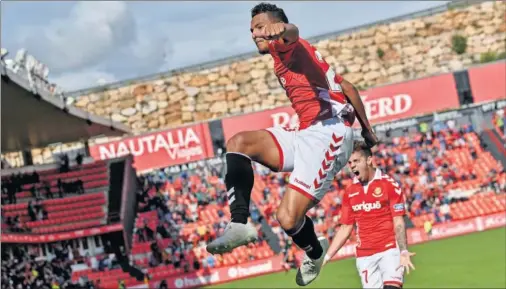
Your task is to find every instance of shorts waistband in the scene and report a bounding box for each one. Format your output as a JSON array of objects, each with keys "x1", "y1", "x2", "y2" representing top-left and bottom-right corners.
[{"x1": 309, "y1": 116, "x2": 352, "y2": 128}]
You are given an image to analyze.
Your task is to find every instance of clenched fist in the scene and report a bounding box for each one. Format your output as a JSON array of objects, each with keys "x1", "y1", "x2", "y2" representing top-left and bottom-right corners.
[
  {"x1": 361, "y1": 129, "x2": 379, "y2": 148},
  {"x1": 253, "y1": 23, "x2": 286, "y2": 40}
]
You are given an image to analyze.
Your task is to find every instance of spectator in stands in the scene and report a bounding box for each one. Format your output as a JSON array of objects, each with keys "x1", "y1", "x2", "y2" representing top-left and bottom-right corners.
[
  {"x1": 29, "y1": 185, "x2": 38, "y2": 199},
  {"x1": 85, "y1": 253, "x2": 98, "y2": 272},
  {"x1": 75, "y1": 153, "x2": 84, "y2": 167},
  {"x1": 158, "y1": 280, "x2": 168, "y2": 289},
  {"x1": 59, "y1": 155, "x2": 70, "y2": 173},
  {"x1": 205, "y1": 255, "x2": 216, "y2": 268},
  {"x1": 1, "y1": 244, "x2": 89, "y2": 289},
  {"x1": 156, "y1": 222, "x2": 170, "y2": 239},
  {"x1": 150, "y1": 242, "x2": 162, "y2": 266},
  {"x1": 57, "y1": 179, "x2": 64, "y2": 198},
  {"x1": 12, "y1": 216, "x2": 24, "y2": 233},
  {"x1": 134, "y1": 228, "x2": 145, "y2": 243},
  {"x1": 143, "y1": 220, "x2": 154, "y2": 242},
  {"x1": 494, "y1": 110, "x2": 505, "y2": 137},
  {"x1": 43, "y1": 181, "x2": 53, "y2": 199},
  {"x1": 27, "y1": 201, "x2": 37, "y2": 222}
]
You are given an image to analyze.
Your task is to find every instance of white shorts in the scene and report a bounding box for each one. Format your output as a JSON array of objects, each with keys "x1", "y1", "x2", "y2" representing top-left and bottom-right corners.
[
  {"x1": 356, "y1": 248, "x2": 404, "y2": 288},
  {"x1": 265, "y1": 117, "x2": 353, "y2": 201}
]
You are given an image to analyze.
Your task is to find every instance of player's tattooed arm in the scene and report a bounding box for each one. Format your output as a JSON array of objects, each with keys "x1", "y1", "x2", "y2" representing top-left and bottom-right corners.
[
  {"x1": 393, "y1": 216, "x2": 408, "y2": 251},
  {"x1": 394, "y1": 215, "x2": 417, "y2": 273}
]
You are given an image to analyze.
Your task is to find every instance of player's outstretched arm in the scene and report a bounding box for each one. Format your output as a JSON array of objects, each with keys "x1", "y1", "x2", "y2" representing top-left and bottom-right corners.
[
  {"x1": 281, "y1": 23, "x2": 299, "y2": 44},
  {"x1": 323, "y1": 224, "x2": 353, "y2": 265},
  {"x1": 393, "y1": 216, "x2": 416, "y2": 274},
  {"x1": 340, "y1": 80, "x2": 379, "y2": 147},
  {"x1": 254, "y1": 23, "x2": 299, "y2": 45}
]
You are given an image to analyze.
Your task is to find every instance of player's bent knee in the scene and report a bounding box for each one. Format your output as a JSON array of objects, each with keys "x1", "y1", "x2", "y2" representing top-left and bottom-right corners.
[
  {"x1": 226, "y1": 131, "x2": 268, "y2": 157},
  {"x1": 226, "y1": 132, "x2": 251, "y2": 154},
  {"x1": 383, "y1": 285, "x2": 402, "y2": 289},
  {"x1": 226, "y1": 130, "x2": 281, "y2": 171},
  {"x1": 275, "y1": 206, "x2": 299, "y2": 231}
]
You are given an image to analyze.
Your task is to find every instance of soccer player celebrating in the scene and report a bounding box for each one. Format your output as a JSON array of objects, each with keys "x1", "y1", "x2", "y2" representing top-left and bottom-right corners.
[
  {"x1": 206, "y1": 2, "x2": 378, "y2": 286},
  {"x1": 323, "y1": 141, "x2": 416, "y2": 289}
]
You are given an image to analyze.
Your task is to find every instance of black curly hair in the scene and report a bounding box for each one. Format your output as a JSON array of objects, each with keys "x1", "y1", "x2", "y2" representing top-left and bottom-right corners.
[{"x1": 251, "y1": 2, "x2": 289, "y2": 23}]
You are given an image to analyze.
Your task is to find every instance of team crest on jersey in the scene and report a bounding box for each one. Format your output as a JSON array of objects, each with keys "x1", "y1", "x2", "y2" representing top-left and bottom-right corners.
[
  {"x1": 372, "y1": 187, "x2": 383, "y2": 198},
  {"x1": 280, "y1": 77, "x2": 286, "y2": 86}
]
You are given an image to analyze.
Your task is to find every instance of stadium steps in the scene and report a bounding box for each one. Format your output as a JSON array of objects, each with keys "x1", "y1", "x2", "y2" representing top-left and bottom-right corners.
[
  {"x1": 2, "y1": 192, "x2": 109, "y2": 234},
  {"x1": 1, "y1": 168, "x2": 109, "y2": 201},
  {"x1": 481, "y1": 129, "x2": 506, "y2": 167},
  {"x1": 411, "y1": 192, "x2": 506, "y2": 227}
]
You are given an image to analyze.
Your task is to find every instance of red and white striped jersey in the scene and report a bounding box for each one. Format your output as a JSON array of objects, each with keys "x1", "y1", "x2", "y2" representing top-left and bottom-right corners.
[{"x1": 268, "y1": 38, "x2": 353, "y2": 130}]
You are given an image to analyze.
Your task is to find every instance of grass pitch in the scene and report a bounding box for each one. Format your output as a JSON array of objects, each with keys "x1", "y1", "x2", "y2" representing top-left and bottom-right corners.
[{"x1": 209, "y1": 228, "x2": 506, "y2": 288}]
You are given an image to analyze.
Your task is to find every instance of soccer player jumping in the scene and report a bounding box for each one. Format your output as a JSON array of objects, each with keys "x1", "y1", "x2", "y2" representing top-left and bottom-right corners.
[
  {"x1": 323, "y1": 141, "x2": 416, "y2": 289},
  {"x1": 206, "y1": 3, "x2": 378, "y2": 286}
]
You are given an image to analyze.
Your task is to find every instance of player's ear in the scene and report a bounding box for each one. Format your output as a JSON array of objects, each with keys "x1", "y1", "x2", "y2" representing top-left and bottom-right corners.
[{"x1": 366, "y1": 156, "x2": 373, "y2": 166}]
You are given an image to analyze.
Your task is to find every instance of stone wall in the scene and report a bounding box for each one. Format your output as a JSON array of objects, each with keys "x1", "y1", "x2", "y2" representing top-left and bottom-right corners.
[{"x1": 68, "y1": 1, "x2": 505, "y2": 134}]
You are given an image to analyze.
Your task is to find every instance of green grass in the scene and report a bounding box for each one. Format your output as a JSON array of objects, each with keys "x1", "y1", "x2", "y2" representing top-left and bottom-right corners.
[{"x1": 209, "y1": 228, "x2": 506, "y2": 288}]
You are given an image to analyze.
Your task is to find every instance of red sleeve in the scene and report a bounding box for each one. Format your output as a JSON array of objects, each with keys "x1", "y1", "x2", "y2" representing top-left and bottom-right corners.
[
  {"x1": 270, "y1": 38, "x2": 299, "y2": 53},
  {"x1": 385, "y1": 178, "x2": 406, "y2": 217},
  {"x1": 339, "y1": 190, "x2": 355, "y2": 225},
  {"x1": 334, "y1": 73, "x2": 344, "y2": 84},
  {"x1": 269, "y1": 39, "x2": 298, "y2": 60}
]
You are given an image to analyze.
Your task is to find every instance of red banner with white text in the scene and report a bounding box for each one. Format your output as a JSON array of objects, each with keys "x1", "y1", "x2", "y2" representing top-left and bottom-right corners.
[
  {"x1": 89, "y1": 124, "x2": 215, "y2": 172},
  {"x1": 357, "y1": 73, "x2": 459, "y2": 125},
  {"x1": 1, "y1": 224, "x2": 123, "y2": 243},
  {"x1": 468, "y1": 61, "x2": 506, "y2": 104},
  {"x1": 221, "y1": 73, "x2": 460, "y2": 140}
]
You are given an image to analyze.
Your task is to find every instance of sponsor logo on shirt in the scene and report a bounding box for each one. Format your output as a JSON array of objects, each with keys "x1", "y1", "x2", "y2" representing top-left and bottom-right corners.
[
  {"x1": 393, "y1": 203, "x2": 405, "y2": 212},
  {"x1": 352, "y1": 201, "x2": 381, "y2": 212},
  {"x1": 349, "y1": 192, "x2": 359, "y2": 198}
]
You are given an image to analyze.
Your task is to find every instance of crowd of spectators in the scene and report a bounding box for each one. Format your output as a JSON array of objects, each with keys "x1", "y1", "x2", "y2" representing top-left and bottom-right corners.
[
  {"x1": 1, "y1": 118, "x2": 505, "y2": 288},
  {"x1": 134, "y1": 161, "x2": 226, "y2": 269},
  {"x1": 130, "y1": 159, "x2": 272, "y2": 273},
  {"x1": 1, "y1": 242, "x2": 98, "y2": 289},
  {"x1": 1, "y1": 154, "x2": 86, "y2": 206},
  {"x1": 2, "y1": 172, "x2": 40, "y2": 205}
]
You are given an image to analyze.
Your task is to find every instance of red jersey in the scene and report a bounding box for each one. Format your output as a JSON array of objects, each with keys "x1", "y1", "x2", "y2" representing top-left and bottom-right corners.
[
  {"x1": 340, "y1": 169, "x2": 406, "y2": 257},
  {"x1": 268, "y1": 37, "x2": 352, "y2": 130}
]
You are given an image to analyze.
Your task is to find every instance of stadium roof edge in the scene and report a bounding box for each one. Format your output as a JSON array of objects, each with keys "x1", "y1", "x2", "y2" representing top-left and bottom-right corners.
[
  {"x1": 1, "y1": 63, "x2": 132, "y2": 152},
  {"x1": 64, "y1": 0, "x2": 484, "y2": 98}
]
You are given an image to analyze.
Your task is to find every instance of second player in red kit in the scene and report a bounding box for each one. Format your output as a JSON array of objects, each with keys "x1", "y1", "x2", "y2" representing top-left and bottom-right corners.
[
  {"x1": 323, "y1": 141, "x2": 416, "y2": 289},
  {"x1": 206, "y1": 2, "x2": 378, "y2": 287}
]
